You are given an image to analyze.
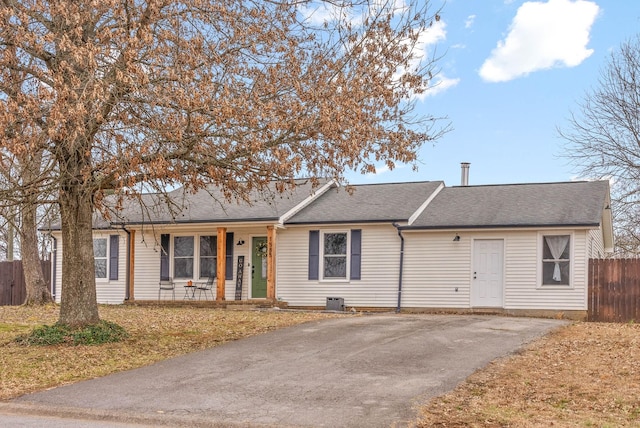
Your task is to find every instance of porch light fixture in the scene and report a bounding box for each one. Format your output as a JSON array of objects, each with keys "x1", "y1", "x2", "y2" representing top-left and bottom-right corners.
[
  {"x1": 453, "y1": 234, "x2": 460, "y2": 242},
  {"x1": 236, "y1": 240, "x2": 245, "y2": 246}
]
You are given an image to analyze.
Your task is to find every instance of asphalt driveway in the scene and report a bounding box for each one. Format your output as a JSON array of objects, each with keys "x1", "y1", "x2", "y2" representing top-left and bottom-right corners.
[{"x1": 2, "y1": 313, "x2": 567, "y2": 427}]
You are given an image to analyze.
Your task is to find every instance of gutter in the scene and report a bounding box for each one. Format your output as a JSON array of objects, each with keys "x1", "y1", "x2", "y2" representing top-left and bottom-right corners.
[
  {"x1": 50, "y1": 235, "x2": 57, "y2": 300},
  {"x1": 120, "y1": 225, "x2": 131, "y2": 301},
  {"x1": 393, "y1": 222, "x2": 404, "y2": 313},
  {"x1": 397, "y1": 223, "x2": 601, "y2": 231}
]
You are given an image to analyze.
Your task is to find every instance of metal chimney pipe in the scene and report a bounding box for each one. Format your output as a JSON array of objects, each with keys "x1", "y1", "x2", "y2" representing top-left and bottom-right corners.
[{"x1": 461, "y1": 162, "x2": 470, "y2": 186}]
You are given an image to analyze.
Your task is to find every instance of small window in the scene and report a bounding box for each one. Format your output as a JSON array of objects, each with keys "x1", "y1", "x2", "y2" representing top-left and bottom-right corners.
[
  {"x1": 323, "y1": 232, "x2": 348, "y2": 279},
  {"x1": 542, "y1": 235, "x2": 570, "y2": 286},
  {"x1": 174, "y1": 236, "x2": 194, "y2": 278},
  {"x1": 93, "y1": 238, "x2": 107, "y2": 279},
  {"x1": 199, "y1": 236, "x2": 216, "y2": 279}
]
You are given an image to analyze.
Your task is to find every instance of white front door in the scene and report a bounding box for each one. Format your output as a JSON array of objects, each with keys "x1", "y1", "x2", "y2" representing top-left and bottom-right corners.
[{"x1": 471, "y1": 239, "x2": 504, "y2": 307}]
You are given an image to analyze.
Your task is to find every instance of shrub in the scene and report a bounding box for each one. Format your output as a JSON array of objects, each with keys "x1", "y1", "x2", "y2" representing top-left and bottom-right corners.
[{"x1": 15, "y1": 321, "x2": 128, "y2": 346}]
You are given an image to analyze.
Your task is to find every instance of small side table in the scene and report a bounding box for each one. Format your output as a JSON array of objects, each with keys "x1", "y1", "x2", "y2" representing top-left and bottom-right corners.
[{"x1": 183, "y1": 283, "x2": 196, "y2": 300}]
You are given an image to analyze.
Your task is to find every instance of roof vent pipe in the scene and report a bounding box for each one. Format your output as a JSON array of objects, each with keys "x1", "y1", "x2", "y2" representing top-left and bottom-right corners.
[{"x1": 460, "y1": 162, "x2": 470, "y2": 186}]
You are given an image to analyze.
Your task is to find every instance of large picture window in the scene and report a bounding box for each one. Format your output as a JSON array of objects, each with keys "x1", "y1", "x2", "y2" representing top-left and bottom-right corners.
[
  {"x1": 323, "y1": 232, "x2": 348, "y2": 279},
  {"x1": 161, "y1": 233, "x2": 234, "y2": 281},
  {"x1": 93, "y1": 238, "x2": 107, "y2": 279},
  {"x1": 174, "y1": 236, "x2": 194, "y2": 279},
  {"x1": 542, "y1": 235, "x2": 571, "y2": 286}
]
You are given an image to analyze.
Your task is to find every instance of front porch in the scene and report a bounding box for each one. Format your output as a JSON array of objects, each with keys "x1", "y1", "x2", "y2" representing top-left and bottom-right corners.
[
  {"x1": 126, "y1": 224, "x2": 279, "y2": 303},
  {"x1": 125, "y1": 298, "x2": 289, "y2": 310}
]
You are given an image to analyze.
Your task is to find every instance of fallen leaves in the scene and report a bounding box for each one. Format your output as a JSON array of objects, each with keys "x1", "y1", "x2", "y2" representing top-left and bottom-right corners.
[
  {"x1": 416, "y1": 322, "x2": 640, "y2": 427},
  {"x1": 0, "y1": 304, "x2": 339, "y2": 400}
]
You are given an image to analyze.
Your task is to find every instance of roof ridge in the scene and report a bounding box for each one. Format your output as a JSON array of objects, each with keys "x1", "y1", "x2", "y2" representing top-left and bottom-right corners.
[
  {"x1": 344, "y1": 180, "x2": 443, "y2": 187},
  {"x1": 449, "y1": 180, "x2": 600, "y2": 188}
]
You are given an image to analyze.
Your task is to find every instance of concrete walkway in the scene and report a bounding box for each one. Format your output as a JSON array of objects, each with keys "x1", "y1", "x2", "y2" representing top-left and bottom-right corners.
[{"x1": 1, "y1": 314, "x2": 567, "y2": 427}]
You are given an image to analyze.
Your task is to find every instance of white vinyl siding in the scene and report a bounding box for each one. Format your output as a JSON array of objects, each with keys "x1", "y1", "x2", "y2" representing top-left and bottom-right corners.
[
  {"x1": 503, "y1": 231, "x2": 585, "y2": 310},
  {"x1": 401, "y1": 232, "x2": 472, "y2": 308},
  {"x1": 52, "y1": 223, "x2": 600, "y2": 312},
  {"x1": 401, "y1": 229, "x2": 591, "y2": 311},
  {"x1": 51, "y1": 231, "x2": 128, "y2": 304},
  {"x1": 589, "y1": 228, "x2": 605, "y2": 258},
  {"x1": 276, "y1": 224, "x2": 400, "y2": 307}
]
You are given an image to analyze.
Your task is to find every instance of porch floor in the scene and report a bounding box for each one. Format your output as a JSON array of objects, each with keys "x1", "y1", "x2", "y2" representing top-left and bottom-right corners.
[{"x1": 125, "y1": 299, "x2": 288, "y2": 310}]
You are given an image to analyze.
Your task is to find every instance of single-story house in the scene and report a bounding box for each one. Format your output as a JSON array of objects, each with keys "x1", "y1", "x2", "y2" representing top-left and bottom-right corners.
[{"x1": 46, "y1": 175, "x2": 613, "y2": 318}]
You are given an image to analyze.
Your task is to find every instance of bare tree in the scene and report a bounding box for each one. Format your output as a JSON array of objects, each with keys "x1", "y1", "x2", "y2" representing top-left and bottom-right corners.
[
  {"x1": 0, "y1": 0, "x2": 447, "y2": 327},
  {"x1": 560, "y1": 34, "x2": 640, "y2": 256},
  {"x1": 0, "y1": 152, "x2": 53, "y2": 304},
  {"x1": 20, "y1": 153, "x2": 54, "y2": 305},
  {"x1": 0, "y1": 211, "x2": 16, "y2": 261},
  {"x1": 0, "y1": 21, "x2": 53, "y2": 304}
]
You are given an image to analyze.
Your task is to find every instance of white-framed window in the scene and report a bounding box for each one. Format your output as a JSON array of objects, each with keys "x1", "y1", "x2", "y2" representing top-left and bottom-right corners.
[
  {"x1": 199, "y1": 235, "x2": 216, "y2": 279},
  {"x1": 93, "y1": 238, "x2": 108, "y2": 279},
  {"x1": 322, "y1": 231, "x2": 349, "y2": 279},
  {"x1": 162, "y1": 233, "x2": 233, "y2": 281},
  {"x1": 173, "y1": 236, "x2": 194, "y2": 279},
  {"x1": 541, "y1": 234, "x2": 571, "y2": 286}
]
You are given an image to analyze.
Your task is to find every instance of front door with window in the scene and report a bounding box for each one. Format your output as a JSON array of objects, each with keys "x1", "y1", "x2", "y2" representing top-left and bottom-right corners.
[
  {"x1": 251, "y1": 237, "x2": 268, "y2": 298},
  {"x1": 471, "y1": 239, "x2": 504, "y2": 307}
]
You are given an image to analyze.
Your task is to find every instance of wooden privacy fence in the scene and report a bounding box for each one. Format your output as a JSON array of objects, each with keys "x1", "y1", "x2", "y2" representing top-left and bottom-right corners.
[
  {"x1": 588, "y1": 258, "x2": 640, "y2": 322},
  {"x1": 0, "y1": 260, "x2": 51, "y2": 306}
]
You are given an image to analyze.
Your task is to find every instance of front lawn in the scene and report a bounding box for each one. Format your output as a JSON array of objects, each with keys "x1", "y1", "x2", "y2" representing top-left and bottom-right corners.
[
  {"x1": 416, "y1": 322, "x2": 640, "y2": 427},
  {"x1": 0, "y1": 304, "x2": 338, "y2": 400}
]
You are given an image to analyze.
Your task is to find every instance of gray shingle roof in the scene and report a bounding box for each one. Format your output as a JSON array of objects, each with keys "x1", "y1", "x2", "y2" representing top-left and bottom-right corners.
[
  {"x1": 48, "y1": 179, "x2": 610, "y2": 232},
  {"x1": 88, "y1": 179, "x2": 331, "y2": 227},
  {"x1": 285, "y1": 181, "x2": 444, "y2": 224},
  {"x1": 406, "y1": 180, "x2": 609, "y2": 229}
]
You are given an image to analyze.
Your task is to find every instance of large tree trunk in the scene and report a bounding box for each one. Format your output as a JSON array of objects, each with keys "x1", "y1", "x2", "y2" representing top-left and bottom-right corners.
[
  {"x1": 21, "y1": 201, "x2": 52, "y2": 305},
  {"x1": 58, "y1": 183, "x2": 99, "y2": 327},
  {"x1": 19, "y1": 148, "x2": 53, "y2": 305}
]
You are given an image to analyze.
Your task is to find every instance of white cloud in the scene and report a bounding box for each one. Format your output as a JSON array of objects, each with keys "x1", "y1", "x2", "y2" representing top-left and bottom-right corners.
[
  {"x1": 417, "y1": 19, "x2": 447, "y2": 47},
  {"x1": 297, "y1": 2, "x2": 348, "y2": 26},
  {"x1": 479, "y1": 0, "x2": 600, "y2": 83},
  {"x1": 397, "y1": 20, "x2": 460, "y2": 98},
  {"x1": 465, "y1": 15, "x2": 476, "y2": 29},
  {"x1": 298, "y1": 0, "x2": 409, "y2": 28},
  {"x1": 417, "y1": 75, "x2": 461, "y2": 100},
  {"x1": 299, "y1": 3, "x2": 457, "y2": 98}
]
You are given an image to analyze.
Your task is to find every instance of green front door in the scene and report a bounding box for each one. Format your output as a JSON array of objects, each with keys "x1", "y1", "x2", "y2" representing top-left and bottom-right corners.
[{"x1": 251, "y1": 237, "x2": 268, "y2": 298}]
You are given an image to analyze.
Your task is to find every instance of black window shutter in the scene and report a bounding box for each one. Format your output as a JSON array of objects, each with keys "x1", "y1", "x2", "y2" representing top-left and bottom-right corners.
[
  {"x1": 308, "y1": 230, "x2": 320, "y2": 280},
  {"x1": 160, "y1": 234, "x2": 170, "y2": 281},
  {"x1": 225, "y1": 232, "x2": 234, "y2": 280},
  {"x1": 350, "y1": 229, "x2": 361, "y2": 280},
  {"x1": 109, "y1": 235, "x2": 119, "y2": 280}
]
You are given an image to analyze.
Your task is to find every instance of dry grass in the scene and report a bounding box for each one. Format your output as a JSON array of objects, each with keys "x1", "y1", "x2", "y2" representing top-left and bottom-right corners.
[
  {"x1": 0, "y1": 304, "x2": 339, "y2": 400},
  {"x1": 416, "y1": 322, "x2": 640, "y2": 427},
  {"x1": 2, "y1": 306, "x2": 639, "y2": 427}
]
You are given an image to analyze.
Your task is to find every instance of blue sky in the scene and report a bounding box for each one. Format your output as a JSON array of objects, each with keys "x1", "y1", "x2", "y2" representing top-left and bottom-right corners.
[{"x1": 348, "y1": 0, "x2": 640, "y2": 186}]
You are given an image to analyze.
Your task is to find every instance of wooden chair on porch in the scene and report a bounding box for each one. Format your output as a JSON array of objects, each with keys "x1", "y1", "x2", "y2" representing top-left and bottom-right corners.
[
  {"x1": 158, "y1": 277, "x2": 175, "y2": 300},
  {"x1": 195, "y1": 276, "x2": 215, "y2": 300}
]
